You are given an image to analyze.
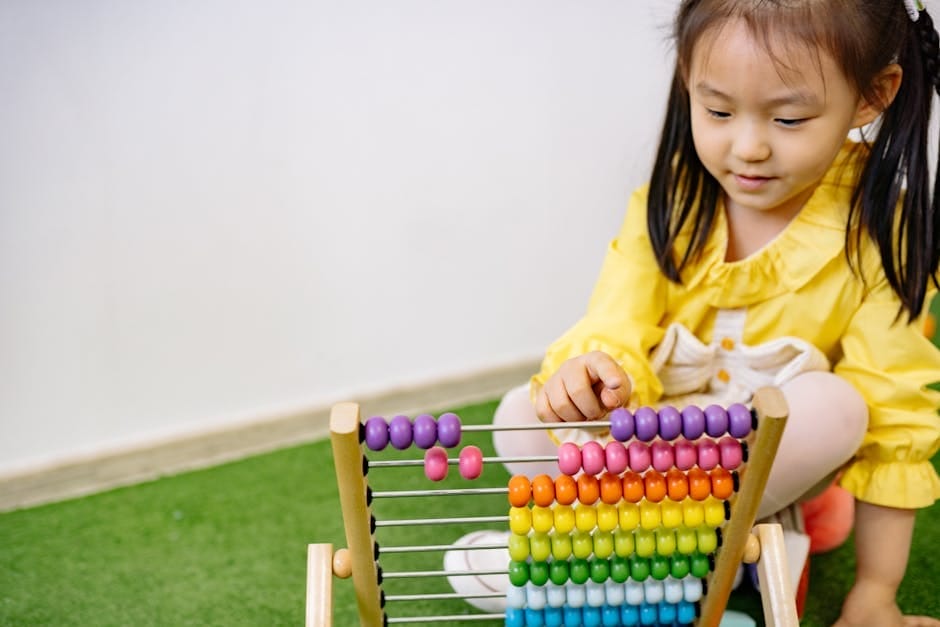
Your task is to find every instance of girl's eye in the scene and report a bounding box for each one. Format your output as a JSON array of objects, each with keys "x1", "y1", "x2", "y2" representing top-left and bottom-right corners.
[
  {"x1": 775, "y1": 118, "x2": 807, "y2": 127},
  {"x1": 706, "y1": 108, "x2": 730, "y2": 119}
]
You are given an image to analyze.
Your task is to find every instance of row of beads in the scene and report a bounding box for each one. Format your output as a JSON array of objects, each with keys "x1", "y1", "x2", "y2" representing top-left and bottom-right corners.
[
  {"x1": 557, "y1": 437, "x2": 744, "y2": 477},
  {"x1": 607, "y1": 403, "x2": 752, "y2": 442},
  {"x1": 422, "y1": 445, "x2": 482, "y2": 481},
  {"x1": 363, "y1": 413, "x2": 462, "y2": 451},
  {"x1": 504, "y1": 601, "x2": 696, "y2": 627},
  {"x1": 508, "y1": 551, "x2": 712, "y2": 587},
  {"x1": 510, "y1": 498, "x2": 728, "y2": 536},
  {"x1": 509, "y1": 468, "x2": 736, "y2": 509},
  {"x1": 507, "y1": 576, "x2": 703, "y2": 610},
  {"x1": 509, "y1": 526, "x2": 719, "y2": 563}
]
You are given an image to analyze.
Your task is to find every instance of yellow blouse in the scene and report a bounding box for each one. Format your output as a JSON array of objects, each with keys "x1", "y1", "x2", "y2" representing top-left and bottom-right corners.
[{"x1": 532, "y1": 143, "x2": 940, "y2": 509}]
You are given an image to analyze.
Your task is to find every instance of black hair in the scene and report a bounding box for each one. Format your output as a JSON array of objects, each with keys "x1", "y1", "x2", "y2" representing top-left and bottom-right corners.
[{"x1": 649, "y1": 0, "x2": 940, "y2": 319}]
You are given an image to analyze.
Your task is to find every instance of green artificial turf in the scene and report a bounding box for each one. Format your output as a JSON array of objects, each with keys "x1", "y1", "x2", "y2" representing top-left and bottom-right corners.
[{"x1": 1, "y1": 397, "x2": 937, "y2": 626}]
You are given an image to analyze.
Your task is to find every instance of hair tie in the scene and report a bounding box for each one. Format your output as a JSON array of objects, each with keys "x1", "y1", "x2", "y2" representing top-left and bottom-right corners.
[{"x1": 905, "y1": 0, "x2": 926, "y2": 21}]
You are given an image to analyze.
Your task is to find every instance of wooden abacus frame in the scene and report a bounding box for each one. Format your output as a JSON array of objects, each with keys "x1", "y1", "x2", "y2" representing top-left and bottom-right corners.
[{"x1": 307, "y1": 387, "x2": 799, "y2": 627}]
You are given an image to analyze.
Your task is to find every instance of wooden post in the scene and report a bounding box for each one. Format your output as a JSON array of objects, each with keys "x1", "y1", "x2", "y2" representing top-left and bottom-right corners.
[
  {"x1": 699, "y1": 387, "x2": 790, "y2": 627},
  {"x1": 306, "y1": 543, "x2": 334, "y2": 627},
  {"x1": 754, "y1": 524, "x2": 799, "y2": 627},
  {"x1": 330, "y1": 402, "x2": 384, "y2": 627}
]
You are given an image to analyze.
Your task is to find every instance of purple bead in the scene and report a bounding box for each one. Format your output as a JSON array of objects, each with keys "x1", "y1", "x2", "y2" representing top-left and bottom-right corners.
[
  {"x1": 681, "y1": 405, "x2": 706, "y2": 440},
  {"x1": 658, "y1": 406, "x2": 682, "y2": 440},
  {"x1": 412, "y1": 413, "x2": 437, "y2": 449},
  {"x1": 634, "y1": 407, "x2": 659, "y2": 442},
  {"x1": 363, "y1": 416, "x2": 389, "y2": 451},
  {"x1": 388, "y1": 415, "x2": 414, "y2": 450},
  {"x1": 727, "y1": 403, "x2": 753, "y2": 438},
  {"x1": 704, "y1": 405, "x2": 729, "y2": 437},
  {"x1": 609, "y1": 408, "x2": 635, "y2": 442},
  {"x1": 437, "y1": 412, "x2": 462, "y2": 448}
]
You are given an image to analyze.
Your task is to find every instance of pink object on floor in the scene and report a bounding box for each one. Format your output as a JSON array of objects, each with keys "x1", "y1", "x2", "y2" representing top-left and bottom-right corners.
[{"x1": 801, "y1": 480, "x2": 855, "y2": 554}]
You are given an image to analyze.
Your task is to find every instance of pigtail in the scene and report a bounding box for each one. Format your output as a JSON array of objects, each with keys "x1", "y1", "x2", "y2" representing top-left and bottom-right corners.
[
  {"x1": 852, "y1": 6, "x2": 940, "y2": 319},
  {"x1": 648, "y1": 69, "x2": 721, "y2": 283}
]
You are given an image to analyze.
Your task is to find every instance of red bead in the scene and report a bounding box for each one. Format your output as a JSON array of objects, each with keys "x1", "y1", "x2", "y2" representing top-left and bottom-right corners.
[
  {"x1": 581, "y1": 441, "x2": 605, "y2": 476},
  {"x1": 558, "y1": 442, "x2": 582, "y2": 476},
  {"x1": 424, "y1": 447, "x2": 449, "y2": 481},
  {"x1": 458, "y1": 445, "x2": 483, "y2": 480}
]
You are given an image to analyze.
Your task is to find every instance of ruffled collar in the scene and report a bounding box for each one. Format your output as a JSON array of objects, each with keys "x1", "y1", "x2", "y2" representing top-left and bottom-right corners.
[{"x1": 678, "y1": 141, "x2": 866, "y2": 308}]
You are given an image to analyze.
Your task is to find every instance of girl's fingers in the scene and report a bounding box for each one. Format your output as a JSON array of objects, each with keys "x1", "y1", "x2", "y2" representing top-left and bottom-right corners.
[
  {"x1": 599, "y1": 385, "x2": 630, "y2": 410},
  {"x1": 535, "y1": 388, "x2": 562, "y2": 423},
  {"x1": 566, "y1": 367, "x2": 606, "y2": 420},
  {"x1": 584, "y1": 351, "x2": 625, "y2": 391}
]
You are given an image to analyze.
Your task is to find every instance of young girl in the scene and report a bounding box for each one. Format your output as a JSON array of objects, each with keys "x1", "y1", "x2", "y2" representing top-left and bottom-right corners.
[{"x1": 447, "y1": 1, "x2": 940, "y2": 625}]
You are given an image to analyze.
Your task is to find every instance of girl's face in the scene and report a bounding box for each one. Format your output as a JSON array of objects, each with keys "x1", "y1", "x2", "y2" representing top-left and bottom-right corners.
[{"x1": 688, "y1": 19, "x2": 868, "y2": 224}]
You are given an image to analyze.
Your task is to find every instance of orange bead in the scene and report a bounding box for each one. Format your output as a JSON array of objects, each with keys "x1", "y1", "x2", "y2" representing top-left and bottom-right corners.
[
  {"x1": 644, "y1": 471, "x2": 667, "y2": 503},
  {"x1": 577, "y1": 473, "x2": 600, "y2": 505},
  {"x1": 599, "y1": 472, "x2": 623, "y2": 505},
  {"x1": 711, "y1": 468, "x2": 734, "y2": 500},
  {"x1": 621, "y1": 471, "x2": 644, "y2": 503},
  {"x1": 555, "y1": 474, "x2": 578, "y2": 506},
  {"x1": 532, "y1": 474, "x2": 556, "y2": 507},
  {"x1": 688, "y1": 468, "x2": 711, "y2": 501},
  {"x1": 666, "y1": 469, "x2": 689, "y2": 501},
  {"x1": 508, "y1": 475, "x2": 532, "y2": 507}
]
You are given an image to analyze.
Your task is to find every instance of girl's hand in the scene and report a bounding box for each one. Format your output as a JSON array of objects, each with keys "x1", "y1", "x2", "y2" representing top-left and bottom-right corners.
[
  {"x1": 535, "y1": 351, "x2": 631, "y2": 422},
  {"x1": 834, "y1": 580, "x2": 940, "y2": 627}
]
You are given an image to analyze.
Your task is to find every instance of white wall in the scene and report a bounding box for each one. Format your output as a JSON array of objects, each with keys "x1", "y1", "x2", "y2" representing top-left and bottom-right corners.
[{"x1": 0, "y1": 1, "x2": 678, "y2": 475}]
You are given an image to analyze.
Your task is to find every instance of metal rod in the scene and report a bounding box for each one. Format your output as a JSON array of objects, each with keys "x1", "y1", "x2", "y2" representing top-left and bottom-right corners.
[
  {"x1": 369, "y1": 455, "x2": 555, "y2": 468},
  {"x1": 382, "y1": 568, "x2": 507, "y2": 579},
  {"x1": 372, "y1": 487, "x2": 507, "y2": 498},
  {"x1": 387, "y1": 615, "x2": 506, "y2": 624},
  {"x1": 385, "y1": 592, "x2": 505, "y2": 602},
  {"x1": 376, "y1": 515, "x2": 508, "y2": 527},
  {"x1": 461, "y1": 421, "x2": 613, "y2": 432},
  {"x1": 381, "y1": 542, "x2": 507, "y2": 554}
]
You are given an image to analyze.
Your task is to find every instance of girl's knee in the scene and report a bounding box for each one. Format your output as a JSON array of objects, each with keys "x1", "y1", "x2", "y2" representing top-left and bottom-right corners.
[{"x1": 781, "y1": 371, "x2": 868, "y2": 457}]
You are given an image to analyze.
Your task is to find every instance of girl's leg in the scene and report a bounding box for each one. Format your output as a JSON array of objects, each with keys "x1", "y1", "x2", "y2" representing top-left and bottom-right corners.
[
  {"x1": 757, "y1": 371, "x2": 868, "y2": 519},
  {"x1": 492, "y1": 383, "x2": 559, "y2": 477}
]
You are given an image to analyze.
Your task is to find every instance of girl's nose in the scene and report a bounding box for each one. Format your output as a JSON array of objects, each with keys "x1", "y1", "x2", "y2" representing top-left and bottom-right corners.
[{"x1": 732, "y1": 123, "x2": 771, "y2": 162}]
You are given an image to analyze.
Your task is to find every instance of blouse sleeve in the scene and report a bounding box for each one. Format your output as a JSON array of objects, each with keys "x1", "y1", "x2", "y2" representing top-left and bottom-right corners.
[
  {"x1": 835, "y1": 279, "x2": 940, "y2": 509},
  {"x1": 531, "y1": 186, "x2": 669, "y2": 408}
]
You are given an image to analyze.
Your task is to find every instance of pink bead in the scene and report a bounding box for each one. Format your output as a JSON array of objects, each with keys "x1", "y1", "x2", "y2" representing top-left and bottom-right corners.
[
  {"x1": 558, "y1": 442, "x2": 582, "y2": 476},
  {"x1": 424, "y1": 446, "x2": 449, "y2": 481},
  {"x1": 697, "y1": 439, "x2": 720, "y2": 470},
  {"x1": 605, "y1": 441, "x2": 628, "y2": 475},
  {"x1": 650, "y1": 440, "x2": 675, "y2": 472},
  {"x1": 581, "y1": 441, "x2": 605, "y2": 476},
  {"x1": 718, "y1": 437, "x2": 743, "y2": 470},
  {"x1": 458, "y1": 445, "x2": 483, "y2": 480},
  {"x1": 627, "y1": 441, "x2": 651, "y2": 473},
  {"x1": 674, "y1": 440, "x2": 697, "y2": 471}
]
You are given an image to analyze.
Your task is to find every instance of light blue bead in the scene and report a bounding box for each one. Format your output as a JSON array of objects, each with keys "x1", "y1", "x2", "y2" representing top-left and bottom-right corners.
[
  {"x1": 563, "y1": 605, "x2": 583, "y2": 626},
  {"x1": 601, "y1": 605, "x2": 620, "y2": 626},
  {"x1": 543, "y1": 606, "x2": 564, "y2": 627},
  {"x1": 620, "y1": 604, "x2": 640, "y2": 626},
  {"x1": 640, "y1": 603, "x2": 658, "y2": 625},
  {"x1": 525, "y1": 607, "x2": 545, "y2": 627},
  {"x1": 658, "y1": 600, "x2": 677, "y2": 624},
  {"x1": 582, "y1": 605, "x2": 602, "y2": 627},
  {"x1": 504, "y1": 607, "x2": 525, "y2": 627},
  {"x1": 678, "y1": 600, "x2": 697, "y2": 625}
]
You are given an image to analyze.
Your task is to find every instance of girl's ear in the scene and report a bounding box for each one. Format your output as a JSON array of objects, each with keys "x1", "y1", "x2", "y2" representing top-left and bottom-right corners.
[{"x1": 852, "y1": 64, "x2": 903, "y2": 127}]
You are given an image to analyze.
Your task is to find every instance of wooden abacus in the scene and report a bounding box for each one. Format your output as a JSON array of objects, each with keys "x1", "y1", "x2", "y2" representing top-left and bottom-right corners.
[{"x1": 307, "y1": 387, "x2": 799, "y2": 626}]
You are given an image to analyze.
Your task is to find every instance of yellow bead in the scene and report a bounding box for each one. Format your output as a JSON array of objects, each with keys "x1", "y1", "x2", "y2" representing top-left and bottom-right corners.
[
  {"x1": 551, "y1": 531, "x2": 573, "y2": 560},
  {"x1": 682, "y1": 500, "x2": 705, "y2": 528},
  {"x1": 704, "y1": 497, "x2": 726, "y2": 527},
  {"x1": 614, "y1": 529, "x2": 635, "y2": 557},
  {"x1": 509, "y1": 506, "x2": 532, "y2": 535},
  {"x1": 530, "y1": 532, "x2": 552, "y2": 561},
  {"x1": 554, "y1": 505, "x2": 575, "y2": 534},
  {"x1": 655, "y1": 529, "x2": 676, "y2": 556},
  {"x1": 532, "y1": 506, "x2": 555, "y2": 534},
  {"x1": 635, "y1": 528, "x2": 656, "y2": 557},
  {"x1": 594, "y1": 530, "x2": 614, "y2": 558},
  {"x1": 697, "y1": 527, "x2": 718, "y2": 554},
  {"x1": 676, "y1": 526, "x2": 697, "y2": 555},
  {"x1": 576, "y1": 505, "x2": 598, "y2": 532},
  {"x1": 509, "y1": 533, "x2": 530, "y2": 561},
  {"x1": 618, "y1": 502, "x2": 639, "y2": 531},
  {"x1": 639, "y1": 501, "x2": 661, "y2": 530},
  {"x1": 595, "y1": 503, "x2": 618, "y2": 532},
  {"x1": 661, "y1": 499, "x2": 683, "y2": 529},
  {"x1": 572, "y1": 531, "x2": 594, "y2": 559}
]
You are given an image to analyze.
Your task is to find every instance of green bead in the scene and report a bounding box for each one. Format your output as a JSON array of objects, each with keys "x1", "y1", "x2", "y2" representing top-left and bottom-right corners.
[
  {"x1": 570, "y1": 558, "x2": 590, "y2": 584},
  {"x1": 650, "y1": 554, "x2": 670, "y2": 580},
  {"x1": 676, "y1": 527, "x2": 697, "y2": 554},
  {"x1": 549, "y1": 559, "x2": 570, "y2": 585},
  {"x1": 614, "y1": 529, "x2": 635, "y2": 557},
  {"x1": 669, "y1": 554, "x2": 690, "y2": 579},
  {"x1": 655, "y1": 529, "x2": 676, "y2": 556},
  {"x1": 551, "y1": 532, "x2": 573, "y2": 560},
  {"x1": 690, "y1": 552, "x2": 711, "y2": 578},
  {"x1": 697, "y1": 527, "x2": 718, "y2": 554},
  {"x1": 610, "y1": 556, "x2": 630, "y2": 583},
  {"x1": 629, "y1": 554, "x2": 650, "y2": 582},
  {"x1": 573, "y1": 531, "x2": 594, "y2": 559},
  {"x1": 508, "y1": 533, "x2": 530, "y2": 562},
  {"x1": 508, "y1": 560, "x2": 530, "y2": 586},
  {"x1": 530, "y1": 561, "x2": 550, "y2": 586},
  {"x1": 635, "y1": 528, "x2": 656, "y2": 557},
  {"x1": 530, "y1": 532, "x2": 552, "y2": 562},
  {"x1": 593, "y1": 531, "x2": 614, "y2": 559},
  {"x1": 589, "y1": 558, "x2": 610, "y2": 584}
]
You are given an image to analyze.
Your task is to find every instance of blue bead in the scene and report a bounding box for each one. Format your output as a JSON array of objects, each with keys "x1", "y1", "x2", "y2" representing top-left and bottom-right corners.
[
  {"x1": 620, "y1": 604, "x2": 640, "y2": 626},
  {"x1": 564, "y1": 606, "x2": 583, "y2": 626},
  {"x1": 658, "y1": 601, "x2": 677, "y2": 624},
  {"x1": 525, "y1": 608, "x2": 545, "y2": 627},
  {"x1": 504, "y1": 607, "x2": 525, "y2": 627},
  {"x1": 543, "y1": 606, "x2": 564, "y2": 627},
  {"x1": 601, "y1": 605, "x2": 620, "y2": 626},
  {"x1": 582, "y1": 605, "x2": 602, "y2": 627},
  {"x1": 640, "y1": 603, "x2": 658, "y2": 625},
  {"x1": 677, "y1": 600, "x2": 697, "y2": 625}
]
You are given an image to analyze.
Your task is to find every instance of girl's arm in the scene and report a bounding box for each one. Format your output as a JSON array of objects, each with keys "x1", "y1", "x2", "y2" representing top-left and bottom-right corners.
[{"x1": 835, "y1": 502, "x2": 940, "y2": 627}]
